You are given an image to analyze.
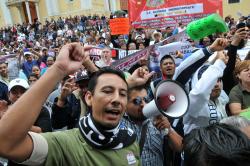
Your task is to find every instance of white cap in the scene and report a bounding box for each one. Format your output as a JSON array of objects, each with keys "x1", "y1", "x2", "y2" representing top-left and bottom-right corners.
[
  {"x1": 24, "y1": 51, "x2": 32, "y2": 56},
  {"x1": 8, "y1": 78, "x2": 29, "y2": 91},
  {"x1": 135, "y1": 35, "x2": 142, "y2": 40}
]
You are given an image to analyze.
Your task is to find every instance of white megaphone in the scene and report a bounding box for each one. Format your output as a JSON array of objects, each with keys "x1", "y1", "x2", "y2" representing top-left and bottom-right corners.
[{"x1": 143, "y1": 80, "x2": 189, "y2": 118}]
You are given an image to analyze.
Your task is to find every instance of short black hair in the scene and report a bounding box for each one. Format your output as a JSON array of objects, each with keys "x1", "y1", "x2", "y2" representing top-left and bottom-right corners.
[
  {"x1": 160, "y1": 55, "x2": 175, "y2": 65},
  {"x1": 0, "y1": 62, "x2": 7, "y2": 66},
  {"x1": 28, "y1": 73, "x2": 39, "y2": 80},
  {"x1": 184, "y1": 123, "x2": 250, "y2": 166},
  {"x1": 128, "y1": 85, "x2": 146, "y2": 99},
  {"x1": 87, "y1": 67, "x2": 127, "y2": 94}
]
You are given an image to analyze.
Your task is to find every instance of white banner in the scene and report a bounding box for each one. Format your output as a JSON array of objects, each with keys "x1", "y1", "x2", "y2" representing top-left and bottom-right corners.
[
  {"x1": 158, "y1": 41, "x2": 193, "y2": 61},
  {"x1": 140, "y1": 3, "x2": 203, "y2": 20}
]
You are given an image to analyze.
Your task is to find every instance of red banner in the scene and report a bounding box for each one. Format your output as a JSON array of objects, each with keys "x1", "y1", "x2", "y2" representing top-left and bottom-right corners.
[{"x1": 128, "y1": 0, "x2": 223, "y2": 29}]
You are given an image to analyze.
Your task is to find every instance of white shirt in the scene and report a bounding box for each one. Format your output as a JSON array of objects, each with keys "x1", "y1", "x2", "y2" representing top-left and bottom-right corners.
[{"x1": 183, "y1": 60, "x2": 228, "y2": 134}]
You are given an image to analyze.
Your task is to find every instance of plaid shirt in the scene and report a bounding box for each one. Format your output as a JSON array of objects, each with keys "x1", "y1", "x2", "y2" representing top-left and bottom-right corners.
[{"x1": 121, "y1": 117, "x2": 165, "y2": 166}]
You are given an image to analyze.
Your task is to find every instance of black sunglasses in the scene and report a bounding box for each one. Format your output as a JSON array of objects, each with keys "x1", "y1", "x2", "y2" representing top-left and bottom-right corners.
[{"x1": 132, "y1": 96, "x2": 150, "y2": 105}]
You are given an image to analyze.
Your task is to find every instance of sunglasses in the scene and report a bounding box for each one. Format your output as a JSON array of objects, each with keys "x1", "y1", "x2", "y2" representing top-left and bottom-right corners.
[{"x1": 132, "y1": 96, "x2": 150, "y2": 105}]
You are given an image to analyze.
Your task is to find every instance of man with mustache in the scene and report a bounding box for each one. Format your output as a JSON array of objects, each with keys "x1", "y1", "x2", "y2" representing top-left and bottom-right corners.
[{"x1": 0, "y1": 43, "x2": 153, "y2": 165}]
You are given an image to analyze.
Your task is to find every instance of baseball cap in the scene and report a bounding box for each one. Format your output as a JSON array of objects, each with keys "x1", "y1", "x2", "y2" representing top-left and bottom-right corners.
[
  {"x1": 74, "y1": 70, "x2": 89, "y2": 83},
  {"x1": 42, "y1": 47, "x2": 48, "y2": 51},
  {"x1": 24, "y1": 51, "x2": 32, "y2": 56},
  {"x1": 8, "y1": 78, "x2": 30, "y2": 91},
  {"x1": 135, "y1": 35, "x2": 142, "y2": 40}
]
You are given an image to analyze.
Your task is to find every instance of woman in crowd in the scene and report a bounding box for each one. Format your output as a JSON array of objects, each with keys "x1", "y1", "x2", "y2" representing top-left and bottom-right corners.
[{"x1": 229, "y1": 60, "x2": 250, "y2": 115}]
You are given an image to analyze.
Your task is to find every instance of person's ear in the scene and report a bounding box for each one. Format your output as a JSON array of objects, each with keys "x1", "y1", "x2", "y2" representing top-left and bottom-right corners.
[
  {"x1": 85, "y1": 91, "x2": 93, "y2": 106},
  {"x1": 236, "y1": 73, "x2": 241, "y2": 80}
]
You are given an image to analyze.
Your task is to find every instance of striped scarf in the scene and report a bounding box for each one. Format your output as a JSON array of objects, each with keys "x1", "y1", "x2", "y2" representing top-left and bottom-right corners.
[{"x1": 78, "y1": 114, "x2": 136, "y2": 150}]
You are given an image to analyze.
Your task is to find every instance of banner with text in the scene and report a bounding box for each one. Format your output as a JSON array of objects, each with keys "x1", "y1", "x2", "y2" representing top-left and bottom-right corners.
[
  {"x1": 111, "y1": 31, "x2": 188, "y2": 71},
  {"x1": 128, "y1": 0, "x2": 223, "y2": 29},
  {"x1": 0, "y1": 54, "x2": 17, "y2": 63}
]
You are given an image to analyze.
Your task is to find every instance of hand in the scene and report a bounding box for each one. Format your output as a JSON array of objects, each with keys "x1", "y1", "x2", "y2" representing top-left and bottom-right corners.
[
  {"x1": 209, "y1": 38, "x2": 229, "y2": 52},
  {"x1": 153, "y1": 115, "x2": 171, "y2": 130},
  {"x1": 82, "y1": 50, "x2": 91, "y2": 65},
  {"x1": 59, "y1": 77, "x2": 76, "y2": 101},
  {"x1": 231, "y1": 27, "x2": 248, "y2": 46},
  {"x1": 82, "y1": 48, "x2": 99, "y2": 73},
  {"x1": 138, "y1": 57, "x2": 148, "y2": 66},
  {"x1": 217, "y1": 51, "x2": 229, "y2": 64},
  {"x1": 0, "y1": 100, "x2": 8, "y2": 119},
  {"x1": 0, "y1": 99, "x2": 8, "y2": 109},
  {"x1": 54, "y1": 43, "x2": 92, "y2": 76},
  {"x1": 127, "y1": 67, "x2": 154, "y2": 87}
]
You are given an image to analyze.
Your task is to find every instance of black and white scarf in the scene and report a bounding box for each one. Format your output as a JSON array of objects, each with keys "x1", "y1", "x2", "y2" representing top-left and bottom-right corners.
[{"x1": 78, "y1": 114, "x2": 136, "y2": 150}]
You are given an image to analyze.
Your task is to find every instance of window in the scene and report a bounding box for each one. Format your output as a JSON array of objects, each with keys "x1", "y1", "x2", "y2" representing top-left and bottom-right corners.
[
  {"x1": 65, "y1": 0, "x2": 74, "y2": 3},
  {"x1": 228, "y1": 0, "x2": 240, "y2": 3}
]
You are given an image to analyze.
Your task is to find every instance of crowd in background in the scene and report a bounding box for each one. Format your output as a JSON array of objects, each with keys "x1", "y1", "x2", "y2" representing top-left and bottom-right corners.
[{"x1": 0, "y1": 11, "x2": 250, "y2": 166}]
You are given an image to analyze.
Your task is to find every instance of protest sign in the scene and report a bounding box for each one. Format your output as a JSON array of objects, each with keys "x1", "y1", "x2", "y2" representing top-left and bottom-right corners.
[
  {"x1": 109, "y1": 18, "x2": 130, "y2": 35},
  {"x1": 111, "y1": 31, "x2": 188, "y2": 71},
  {"x1": 128, "y1": 0, "x2": 223, "y2": 29},
  {"x1": 112, "y1": 46, "x2": 154, "y2": 71},
  {"x1": 158, "y1": 42, "x2": 192, "y2": 59},
  {"x1": 0, "y1": 54, "x2": 17, "y2": 63}
]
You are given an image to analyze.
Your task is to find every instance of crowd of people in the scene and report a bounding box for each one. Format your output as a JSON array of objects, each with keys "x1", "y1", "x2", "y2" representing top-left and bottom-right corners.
[{"x1": 0, "y1": 11, "x2": 250, "y2": 166}]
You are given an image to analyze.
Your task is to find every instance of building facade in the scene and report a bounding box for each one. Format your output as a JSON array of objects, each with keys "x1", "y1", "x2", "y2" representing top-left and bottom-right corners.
[
  {"x1": 0, "y1": 0, "x2": 249, "y2": 27},
  {"x1": 0, "y1": 0, "x2": 121, "y2": 27},
  {"x1": 223, "y1": 0, "x2": 250, "y2": 19}
]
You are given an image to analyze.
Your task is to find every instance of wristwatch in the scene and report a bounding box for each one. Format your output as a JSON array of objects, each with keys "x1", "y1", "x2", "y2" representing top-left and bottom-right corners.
[
  {"x1": 162, "y1": 128, "x2": 169, "y2": 136},
  {"x1": 162, "y1": 127, "x2": 174, "y2": 136}
]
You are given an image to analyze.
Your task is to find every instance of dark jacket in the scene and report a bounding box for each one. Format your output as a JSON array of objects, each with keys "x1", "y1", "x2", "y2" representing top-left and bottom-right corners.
[
  {"x1": 0, "y1": 81, "x2": 8, "y2": 101},
  {"x1": 35, "y1": 106, "x2": 52, "y2": 132},
  {"x1": 51, "y1": 93, "x2": 81, "y2": 129}
]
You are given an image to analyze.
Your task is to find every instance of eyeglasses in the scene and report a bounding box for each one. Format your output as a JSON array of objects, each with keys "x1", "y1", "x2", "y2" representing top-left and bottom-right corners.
[{"x1": 132, "y1": 96, "x2": 150, "y2": 105}]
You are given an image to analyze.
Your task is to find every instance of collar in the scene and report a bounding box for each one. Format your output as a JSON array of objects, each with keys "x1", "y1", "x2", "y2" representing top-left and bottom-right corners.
[
  {"x1": 237, "y1": 83, "x2": 250, "y2": 93},
  {"x1": 0, "y1": 75, "x2": 9, "y2": 85}
]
